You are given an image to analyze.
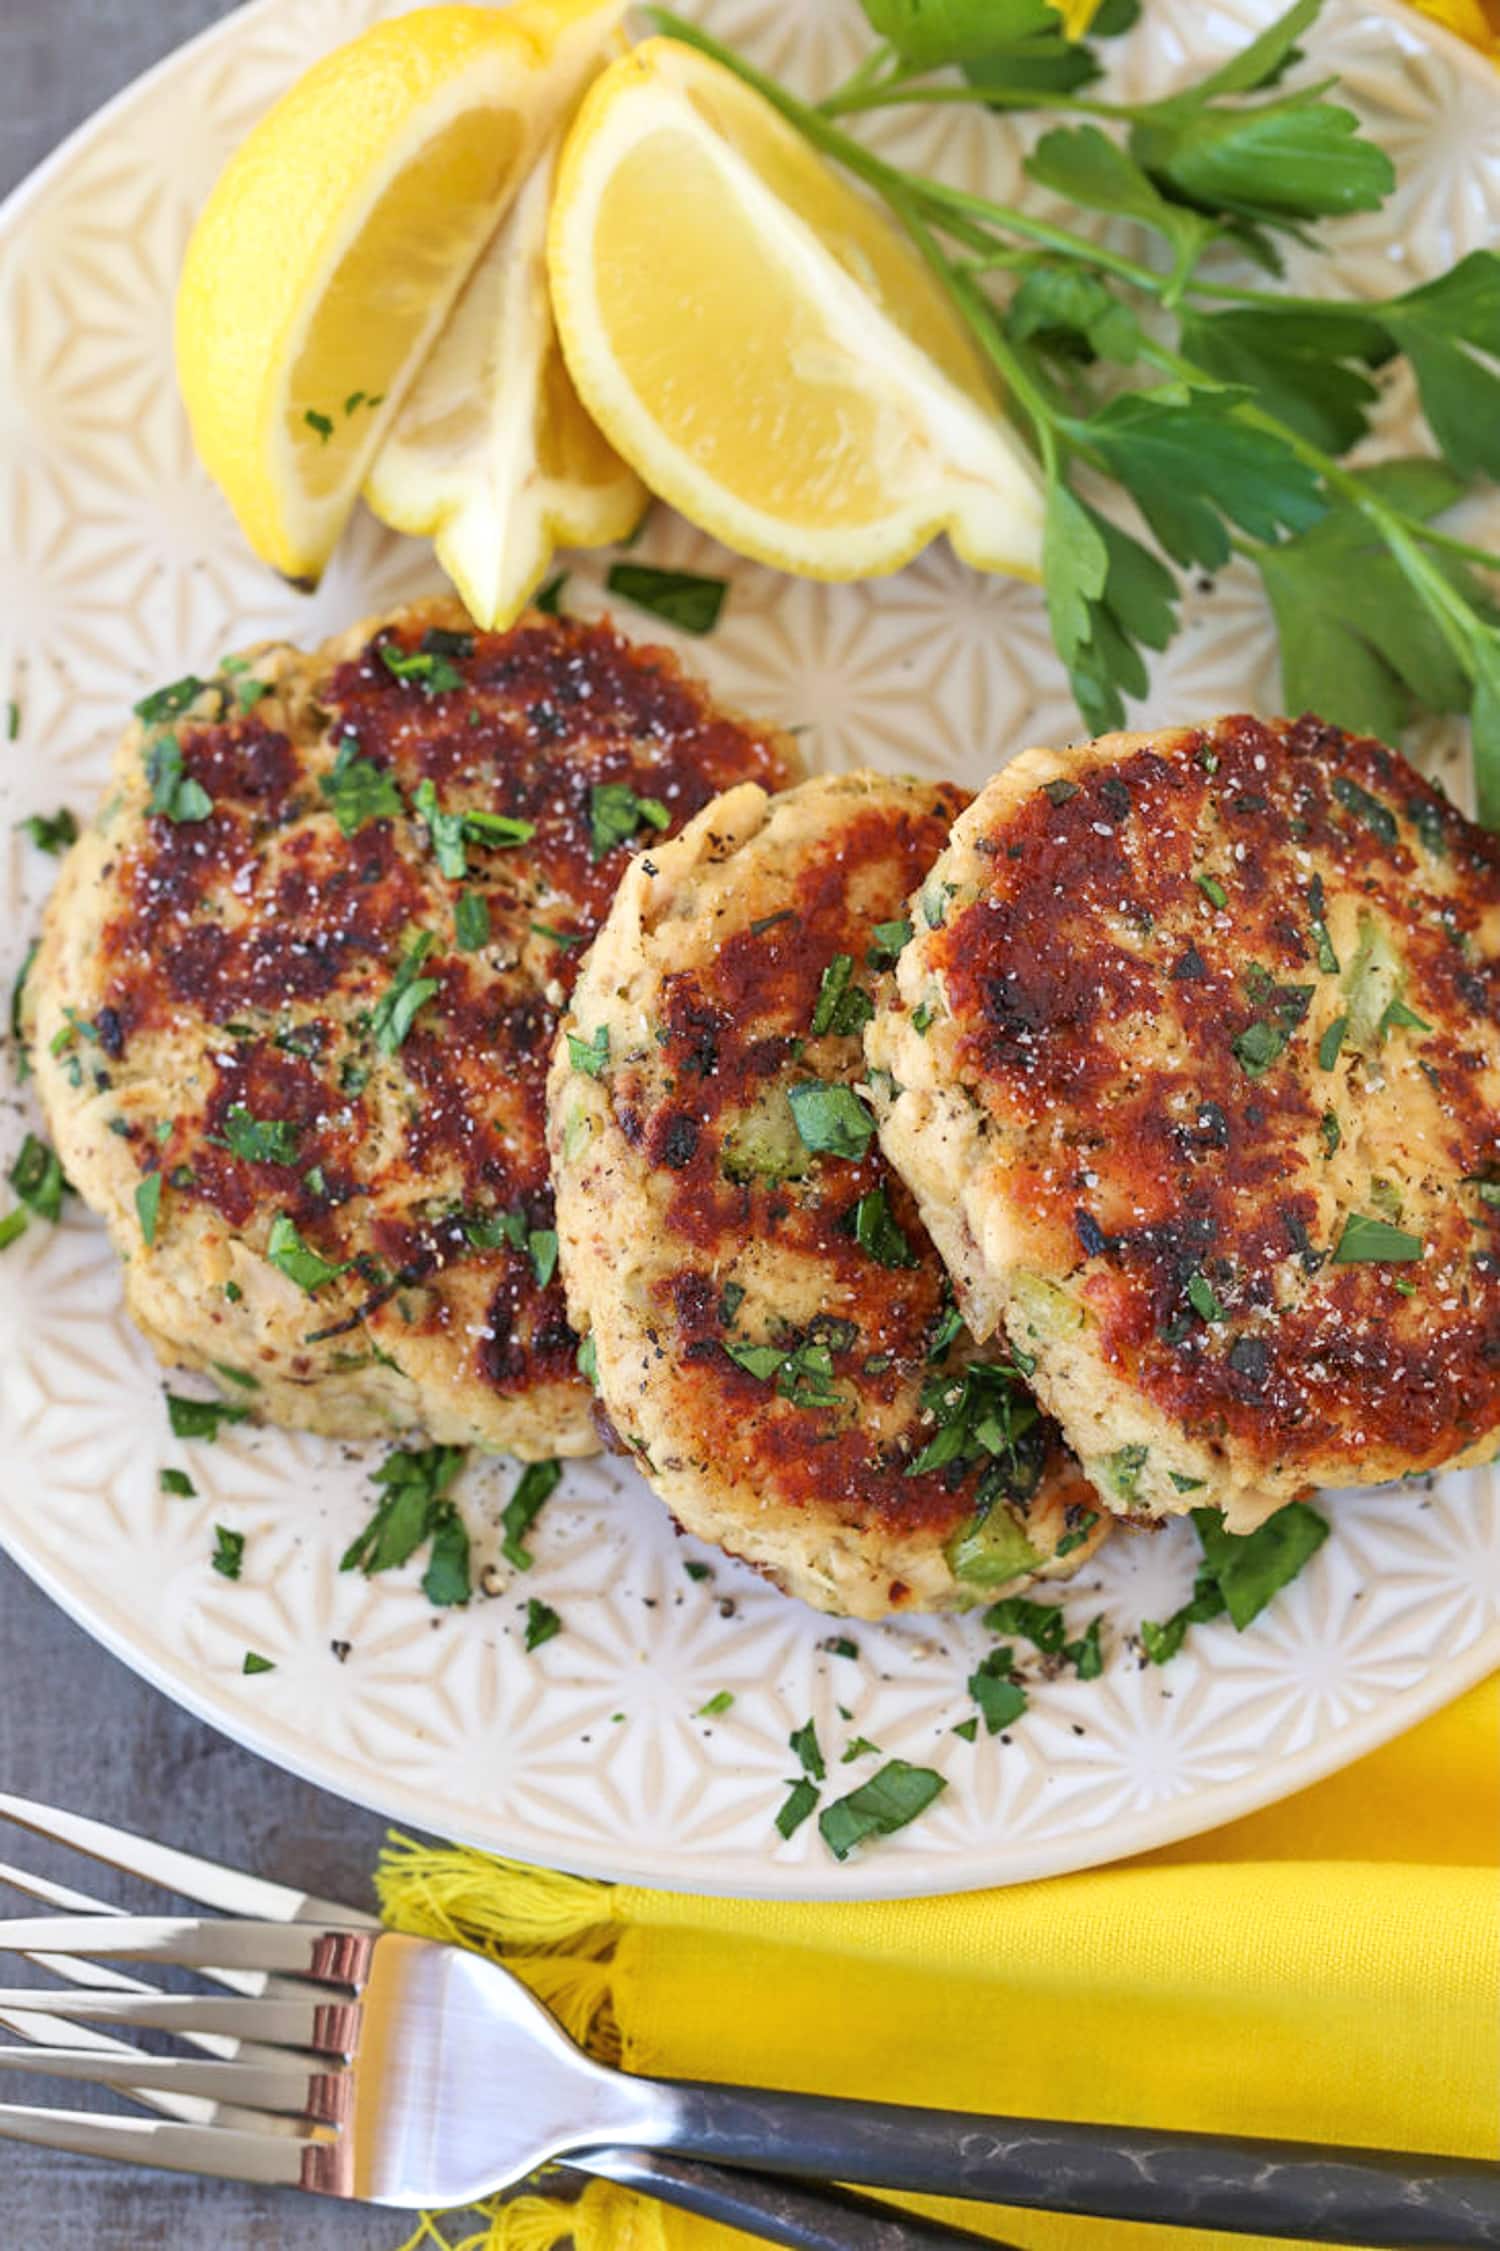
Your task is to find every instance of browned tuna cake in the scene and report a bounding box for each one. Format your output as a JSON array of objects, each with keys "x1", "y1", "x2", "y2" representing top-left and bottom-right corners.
[
  {"x1": 28, "y1": 599, "x2": 795, "y2": 1455},
  {"x1": 547, "y1": 770, "x2": 1107, "y2": 1617},
  {"x1": 867, "y1": 715, "x2": 1500, "y2": 1531}
]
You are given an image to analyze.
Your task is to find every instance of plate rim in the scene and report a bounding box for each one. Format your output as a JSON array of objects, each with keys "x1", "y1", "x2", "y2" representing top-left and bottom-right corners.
[{"x1": 0, "y1": 0, "x2": 1495, "y2": 1900}]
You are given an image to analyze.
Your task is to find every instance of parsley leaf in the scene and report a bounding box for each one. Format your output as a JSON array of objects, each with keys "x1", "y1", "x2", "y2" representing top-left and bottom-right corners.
[
  {"x1": 524, "y1": 1597, "x2": 562, "y2": 1652},
  {"x1": 787, "y1": 1079, "x2": 875, "y2": 1159},
  {"x1": 1073, "y1": 391, "x2": 1325, "y2": 572},
  {"x1": 501, "y1": 1459, "x2": 562, "y2": 1571},
  {"x1": 1332, "y1": 1211, "x2": 1423, "y2": 1263},
  {"x1": 810, "y1": 953, "x2": 874, "y2": 1038},
  {"x1": 775, "y1": 1777, "x2": 821, "y2": 1839},
  {"x1": 135, "y1": 1171, "x2": 163, "y2": 1246},
  {"x1": 790, "y1": 1718, "x2": 825, "y2": 1780},
  {"x1": 567, "y1": 1025, "x2": 610, "y2": 1078},
  {"x1": 1381, "y1": 252, "x2": 1500, "y2": 484},
  {"x1": 320, "y1": 735, "x2": 402, "y2": 835},
  {"x1": 969, "y1": 1647, "x2": 1028, "y2": 1734},
  {"x1": 265, "y1": 1214, "x2": 347, "y2": 1292},
  {"x1": 134, "y1": 676, "x2": 209, "y2": 725},
  {"x1": 372, "y1": 932, "x2": 440, "y2": 1055},
  {"x1": 588, "y1": 781, "x2": 670, "y2": 861},
  {"x1": 455, "y1": 891, "x2": 490, "y2": 952},
  {"x1": 340, "y1": 1444, "x2": 467, "y2": 1599},
  {"x1": 166, "y1": 1392, "x2": 251, "y2": 1441},
  {"x1": 1191, "y1": 1502, "x2": 1329, "y2": 1629},
  {"x1": 380, "y1": 643, "x2": 464, "y2": 695},
  {"x1": 144, "y1": 736, "x2": 212, "y2": 824},
  {"x1": 982, "y1": 1594, "x2": 1067, "y2": 1655},
  {"x1": 848, "y1": 1185, "x2": 917, "y2": 1269},
  {"x1": 605, "y1": 563, "x2": 727, "y2": 634},
  {"x1": 222, "y1": 1106, "x2": 299, "y2": 1165},
  {"x1": 17, "y1": 808, "x2": 77, "y2": 855},
  {"x1": 211, "y1": 1525, "x2": 245, "y2": 1580},
  {"x1": 10, "y1": 1134, "x2": 65, "y2": 1222},
  {"x1": 818, "y1": 1759, "x2": 946, "y2": 1861}
]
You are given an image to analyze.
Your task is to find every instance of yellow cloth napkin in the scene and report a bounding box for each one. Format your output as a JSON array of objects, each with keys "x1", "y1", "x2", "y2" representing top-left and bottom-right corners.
[
  {"x1": 379, "y1": 1674, "x2": 1499, "y2": 2251},
  {"x1": 1403, "y1": 0, "x2": 1500, "y2": 55}
]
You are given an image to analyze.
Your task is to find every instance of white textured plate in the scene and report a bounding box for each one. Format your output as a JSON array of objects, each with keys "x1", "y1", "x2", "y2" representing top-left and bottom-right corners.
[{"x1": 0, "y1": 0, "x2": 1497, "y2": 1900}]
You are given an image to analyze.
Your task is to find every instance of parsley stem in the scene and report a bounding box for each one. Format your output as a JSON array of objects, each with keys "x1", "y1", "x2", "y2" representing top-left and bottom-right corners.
[
  {"x1": 816, "y1": 41, "x2": 899, "y2": 113},
  {"x1": 819, "y1": 81, "x2": 1134, "y2": 121},
  {"x1": 1405, "y1": 520, "x2": 1500, "y2": 574}
]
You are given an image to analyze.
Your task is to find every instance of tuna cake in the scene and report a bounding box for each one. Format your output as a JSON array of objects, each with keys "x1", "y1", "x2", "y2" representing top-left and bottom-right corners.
[
  {"x1": 28, "y1": 599, "x2": 794, "y2": 1456},
  {"x1": 546, "y1": 770, "x2": 1107, "y2": 1618},
  {"x1": 866, "y1": 714, "x2": 1500, "y2": 1532}
]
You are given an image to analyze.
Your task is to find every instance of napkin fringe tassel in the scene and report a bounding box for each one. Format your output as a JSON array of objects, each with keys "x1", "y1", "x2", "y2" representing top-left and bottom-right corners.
[
  {"x1": 376, "y1": 1831, "x2": 618, "y2": 1957},
  {"x1": 392, "y1": 2179, "x2": 663, "y2": 2251}
]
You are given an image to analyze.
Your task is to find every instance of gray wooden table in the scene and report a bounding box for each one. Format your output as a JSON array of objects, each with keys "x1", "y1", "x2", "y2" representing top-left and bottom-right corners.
[{"x1": 2, "y1": 26, "x2": 410, "y2": 2247}]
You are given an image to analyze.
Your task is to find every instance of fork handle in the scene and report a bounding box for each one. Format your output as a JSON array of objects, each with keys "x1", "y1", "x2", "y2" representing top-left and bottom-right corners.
[
  {"x1": 573, "y1": 2147, "x2": 1014, "y2": 2250},
  {"x1": 653, "y1": 2084, "x2": 1500, "y2": 2246}
]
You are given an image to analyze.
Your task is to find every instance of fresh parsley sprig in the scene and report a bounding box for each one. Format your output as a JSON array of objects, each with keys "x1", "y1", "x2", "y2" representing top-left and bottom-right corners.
[{"x1": 647, "y1": 0, "x2": 1500, "y2": 822}]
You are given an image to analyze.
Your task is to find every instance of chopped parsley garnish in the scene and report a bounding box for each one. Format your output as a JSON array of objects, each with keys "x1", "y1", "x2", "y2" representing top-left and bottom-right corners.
[
  {"x1": 684, "y1": 1559, "x2": 712, "y2": 1582},
  {"x1": 531, "y1": 920, "x2": 584, "y2": 950},
  {"x1": 463, "y1": 807, "x2": 535, "y2": 850},
  {"x1": 211, "y1": 1525, "x2": 245, "y2": 1580},
  {"x1": 501, "y1": 1459, "x2": 562, "y2": 1570},
  {"x1": 982, "y1": 1594, "x2": 1067, "y2": 1655},
  {"x1": 414, "y1": 780, "x2": 533, "y2": 874},
  {"x1": 1187, "y1": 1271, "x2": 1225, "y2": 1323},
  {"x1": 1332, "y1": 1211, "x2": 1423, "y2": 1262},
  {"x1": 340, "y1": 1443, "x2": 469, "y2": 1608},
  {"x1": 1054, "y1": 1509, "x2": 1100, "y2": 1559},
  {"x1": 810, "y1": 954, "x2": 873, "y2": 1038},
  {"x1": 320, "y1": 735, "x2": 403, "y2": 834},
  {"x1": 529, "y1": 1229, "x2": 559, "y2": 1289},
  {"x1": 1318, "y1": 1014, "x2": 1348, "y2": 1071},
  {"x1": 841, "y1": 1735, "x2": 881, "y2": 1762},
  {"x1": 265, "y1": 1214, "x2": 346, "y2": 1292},
  {"x1": 135, "y1": 1171, "x2": 163, "y2": 1246},
  {"x1": 1310, "y1": 913, "x2": 1340, "y2": 976},
  {"x1": 303, "y1": 408, "x2": 333, "y2": 443},
  {"x1": 726, "y1": 1341, "x2": 791, "y2": 1382},
  {"x1": 1068, "y1": 1615, "x2": 1104, "y2": 1680},
  {"x1": 421, "y1": 628, "x2": 475, "y2": 661},
  {"x1": 134, "y1": 676, "x2": 208, "y2": 725},
  {"x1": 160, "y1": 1468, "x2": 196, "y2": 1497},
  {"x1": 242, "y1": 1651, "x2": 275, "y2": 1675},
  {"x1": 908, "y1": 1360, "x2": 1043, "y2": 1502},
  {"x1": 775, "y1": 1778, "x2": 821, "y2": 1839},
  {"x1": 1320, "y1": 1110, "x2": 1342, "y2": 1156},
  {"x1": 524, "y1": 1598, "x2": 562, "y2": 1652},
  {"x1": 534, "y1": 572, "x2": 568, "y2": 616},
  {"x1": 10, "y1": 1134, "x2": 65, "y2": 1222},
  {"x1": 145, "y1": 736, "x2": 212, "y2": 824},
  {"x1": 952, "y1": 1717, "x2": 979, "y2": 1743},
  {"x1": 576, "y1": 1334, "x2": 598, "y2": 1384},
  {"x1": 212, "y1": 1362, "x2": 260, "y2": 1391},
  {"x1": 605, "y1": 562, "x2": 727, "y2": 635},
  {"x1": 5, "y1": 701, "x2": 18, "y2": 741},
  {"x1": 1331, "y1": 775, "x2": 1398, "y2": 845},
  {"x1": 1143, "y1": 1501, "x2": 1329, "y2": 1661},
  {"x1": 926, "y1": 1301, "x2": 965, "y2": 1360},
  {"x1": 696, "y1": 1690, "x2": 734, "y2": 1718},
  {"x1": 166, "y1": 1392, "x2": 250, "y2": 1441},
  {"x1": 823, "y1": 1636, "x2": 859, "y2": 1660},
  {"x1": 372, "y1": 932, "x2": 440, "y2": 1055},
  {"x1": 588, "y1": 781, "x2": 670, "y2": 861},
  {"x1": 17, "y1": 808, "x2": 77, "y2": 854},
  {"x1": 790, "y1": 1719, "x2": 825, "y2": 1780},
  {"x1": 1195, "y1": 872, "x2": 1228, "y2": 909},
  {"x1": 567, "y1": 1025, "x2": 610, "y2": 1078},
  {"x1": 867, "y1": 918, "x2": 912, "y2": 968},
  {"x1": 969, "y1": 1648, "x2": 1027, "y2": 1734},
  {"x1": 787, "y1": 1079, "x2": 875, "y2": 1159},
  {"x1": 848, "y1": 1185, "x2": 916, "y2": 1269},
  {"x1": 379, "y1": 643, "x2": 464, "y2": 695},
  {"x1": 222, "y1": 1106, "x2": 299, "y2": 1165},
  {"x1": 1379, "y1": 996, "x2": 1432, "y2": 1038},
  {"x1": 0, "y1": 1209, "x2": 28, "y2": 1251},
  {"x1": 817, "y1": 1759, "x2": 946, "y2": 1862},
  {"x1": 10, "y1": 939, "x2": 37, "y2": 1082},
  {"x1": 1232, "y1": 1019, "x2": 1288, "y2": 1077}
]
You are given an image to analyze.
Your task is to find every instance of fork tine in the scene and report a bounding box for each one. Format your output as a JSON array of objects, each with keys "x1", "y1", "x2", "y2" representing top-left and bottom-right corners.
[
  {"x1": 0, "y1": 2006, "x2": 236, "y2": 2128},
  {"x1": 0, "y1": 2043, "x2": 344, "y2": 2117},
  {"x1": 0, "y1": 1794, "x2": 371, "y2": 1927},
  {"x1": 0, "y1": 1915, "x2": 379, "y2": 1983},
  {"x1": 0, "y1": 2099, "x2": 322, "y2": 2189},
  {"x1": 0, "y1": 1859, "x2": 124, "y2": 1916},
  {"x1": 0, "y1": 1987, "x2": 355, "y2": 2052}
]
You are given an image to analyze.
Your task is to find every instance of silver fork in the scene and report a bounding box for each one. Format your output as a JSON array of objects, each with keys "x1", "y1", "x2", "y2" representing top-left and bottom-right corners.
[
  {"x1": 0, "y1": 1794, "x2": 1000, "y2": 2251},
  {"x1": 0, "y1": 1799, "x2": 1498, "y2": 2248}
]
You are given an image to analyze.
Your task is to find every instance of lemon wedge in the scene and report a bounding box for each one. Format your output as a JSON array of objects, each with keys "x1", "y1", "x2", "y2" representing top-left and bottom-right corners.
[
  {"x1": 547, "y1": 39, "x2": 1045, "y2": 583},
  {"x1": 175, "y1": 0, "x2": 625, "y2": 584},
  {"x1": 365, "y1": 135, "x2": 645, "y2": 627}
]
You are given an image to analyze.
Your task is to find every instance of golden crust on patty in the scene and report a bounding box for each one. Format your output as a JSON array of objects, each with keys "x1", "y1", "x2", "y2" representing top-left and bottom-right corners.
[
  {"x1": 29, "y1": 599, "x2": 795, "y2": 1454},
  {"x1": 547, "y1": 771, "x2": 1107, "y2": 1618},
  {"x1": 867, "y1": 714, "x2": 1500, "y2": 1531}
]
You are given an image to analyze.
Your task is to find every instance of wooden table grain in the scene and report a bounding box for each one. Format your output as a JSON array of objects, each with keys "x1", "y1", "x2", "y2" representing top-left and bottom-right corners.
[{"x1": 1, "y1": 21, "x2": 417, "y2": 2247}]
